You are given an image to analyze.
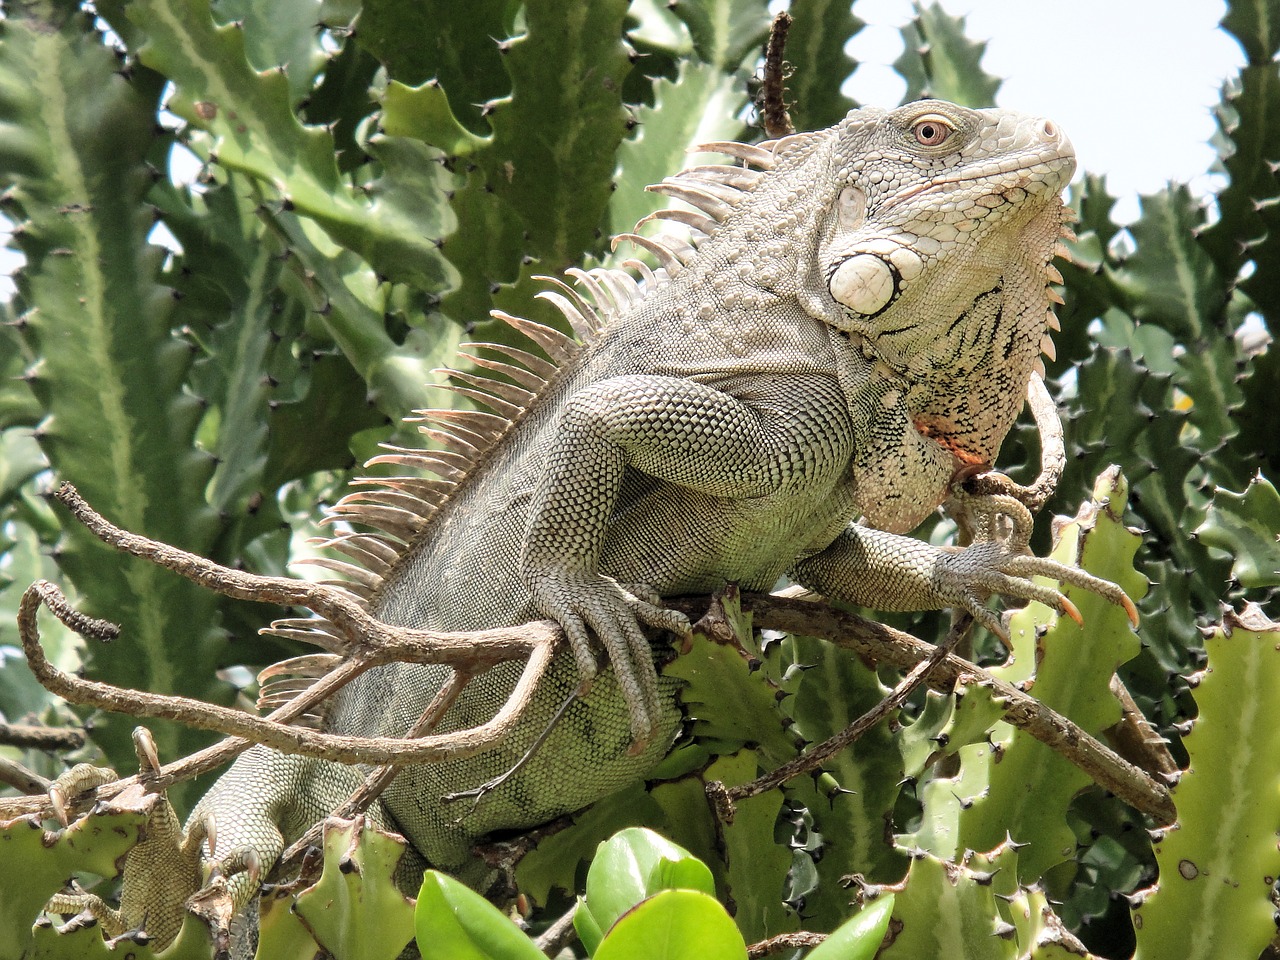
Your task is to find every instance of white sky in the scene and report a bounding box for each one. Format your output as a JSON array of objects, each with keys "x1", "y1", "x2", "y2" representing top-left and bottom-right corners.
[{"x1": 846, "y1": 0, "x2": 1245, "y2": 223}]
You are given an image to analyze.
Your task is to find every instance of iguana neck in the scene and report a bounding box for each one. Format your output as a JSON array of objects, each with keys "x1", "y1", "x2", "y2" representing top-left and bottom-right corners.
[{"x1": 861, "y1": 198, "x2": 1063, "y2": 469}]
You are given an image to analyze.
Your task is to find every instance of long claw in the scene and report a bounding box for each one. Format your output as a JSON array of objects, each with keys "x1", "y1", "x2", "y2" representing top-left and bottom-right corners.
[
  {"x1": 203, "y1": 814, "x2": 217, "y2": 861},
  {"x1": 132, "y1": 727, "x2": 161, "y2": 775},
  {"x1": 1121, "y1": 594, "x2": 1140, "y2": 627},
  {"x1": 49, "y1": 785, "x2": 69, "y2": 827},
  {"x1": 1059, "y1": 596, "x2": 1083, "y2": 627}
]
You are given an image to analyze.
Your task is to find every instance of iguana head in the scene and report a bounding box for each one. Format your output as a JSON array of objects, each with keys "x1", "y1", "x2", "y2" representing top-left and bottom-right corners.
[
  {"x1": 791, "y1": 98, "x2": 1076, "y2": 471},
  {"x1": 815, "y1": 98, "x2": 1074, "y2": 361}
]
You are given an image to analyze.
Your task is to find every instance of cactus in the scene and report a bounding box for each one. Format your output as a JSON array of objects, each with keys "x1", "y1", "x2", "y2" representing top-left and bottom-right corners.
[{"x1": 1131, "y1": 605, "x2": 1280, "y2": 960}]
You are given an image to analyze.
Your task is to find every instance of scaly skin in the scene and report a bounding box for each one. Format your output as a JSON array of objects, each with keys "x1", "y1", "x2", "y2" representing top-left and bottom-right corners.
[{"x1": 59, "y1": 100, "x2": 1125, "y2": 947}]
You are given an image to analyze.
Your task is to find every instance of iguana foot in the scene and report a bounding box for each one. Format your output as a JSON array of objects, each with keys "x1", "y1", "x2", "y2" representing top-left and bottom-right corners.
[
  {"x1": 42, "y1": 728, "x2": 211, "y2": 949},
  {"x1": 46, "y1": 762, "x2": 119, "y2": 826},
  {"x1": 940, "y1": 488, "x2": 1140, "y2": 639},
  {"x1": 528, "y1": 571, "x2": 690, "y2": 749},
  {"x1": 931, "y1": 539, "x2": 1139, "y2": 641}
]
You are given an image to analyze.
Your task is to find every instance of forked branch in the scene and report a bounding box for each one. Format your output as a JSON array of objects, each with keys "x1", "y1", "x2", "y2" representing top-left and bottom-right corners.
[{"x1": 8, "y1": 484, "x2": 561, "y2": 814}]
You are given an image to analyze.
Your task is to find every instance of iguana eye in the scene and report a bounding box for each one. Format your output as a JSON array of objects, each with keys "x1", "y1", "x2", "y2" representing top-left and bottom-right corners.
[{"x1": 912, "y1": 116, "x2": 953, "y2": 146}]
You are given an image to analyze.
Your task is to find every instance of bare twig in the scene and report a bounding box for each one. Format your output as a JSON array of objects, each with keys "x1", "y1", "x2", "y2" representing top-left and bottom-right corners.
[
  {"x1": 749, "y1": 931, "x2": 827, "y2": 958},
  {"x1": 0, "y1": 720, "x2": 85, "y2": 752},
  {"x1": 20, "y1": 578, "x2": 556, "y2": 766},
  {"x1": 3, "y1": 483, "x2": 566, "y2": 820},
  {"x1": 760, "y1": 12, "x2": 795, "y2": 138},
  {"x1": 1105, "y1": 674, "x2": 1180, "y2": 782},
  {"x1": 0, "y1": 756, "x2": 50, "y2": 794},
  {"x1": 730, "y1": 594, "x2": 1175, "y2": 825},
  {"x1": 710, "y1": 612, "x2": 972, "y2": 816},
  {"x1": 534, "y1": 905, "x2": 580, "y2": 957},
  {"x1": 9, "y1": 483, "x2": 1173, "y2": 829}
]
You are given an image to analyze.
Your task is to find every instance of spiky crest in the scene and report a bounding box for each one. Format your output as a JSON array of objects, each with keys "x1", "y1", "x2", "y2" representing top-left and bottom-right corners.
[{"x1": 254, "y1": 137, "x2": 775, "y2": 714}]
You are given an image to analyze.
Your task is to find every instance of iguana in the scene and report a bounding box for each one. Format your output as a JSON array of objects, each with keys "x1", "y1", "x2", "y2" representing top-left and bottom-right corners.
[{"x1": 36, "y1": 97, "x2": 1135, "y2": 946}]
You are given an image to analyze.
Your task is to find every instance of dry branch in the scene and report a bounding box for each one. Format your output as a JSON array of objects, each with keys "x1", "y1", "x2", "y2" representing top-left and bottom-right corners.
[
  {"x1": 8, "y1": 483, "x2": 1174, "y2": 830},
  {"x1": 0, "y1": 720, "x2": 85, "y2": 752},
  {"x1": 733, "y1": 594, "x2": 1176, "y2": 825},
  {"x1": 760, "y1": 12, "x2": 795, "y2": 138}
]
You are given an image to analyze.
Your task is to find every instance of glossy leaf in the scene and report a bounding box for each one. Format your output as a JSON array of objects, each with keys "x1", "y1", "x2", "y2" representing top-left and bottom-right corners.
[
  {"x1": 805, "y1": 894, "x2": 894, "y2": 960},
  {"x1": 576, "y1": 827, "x2": 716, "y2": 954},
  {"x1": 415, "y1": 871, "x2": 544, "y2": 960},
  {"x1": 594, "y1": 889, "x2": 747, "y2": 960}
]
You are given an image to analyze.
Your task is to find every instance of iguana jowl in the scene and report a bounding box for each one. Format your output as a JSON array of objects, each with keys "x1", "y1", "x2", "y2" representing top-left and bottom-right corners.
[{"x1": 90, "y1": 98, "x2": 1125, "y2": 928}]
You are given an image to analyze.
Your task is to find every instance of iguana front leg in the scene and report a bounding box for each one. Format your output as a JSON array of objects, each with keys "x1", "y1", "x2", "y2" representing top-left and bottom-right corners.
[
  {"x1": 790, "y1": 495, "x2": 1138, "y2": 638},
  {"x1": 522, "y1": 373, "x2": 850, "y2": 745}
]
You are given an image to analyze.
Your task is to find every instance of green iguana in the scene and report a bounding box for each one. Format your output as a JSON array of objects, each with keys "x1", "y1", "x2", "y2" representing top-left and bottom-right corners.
[{"x1": 33, "y1": 97, "x2": 1136, "y2": 948}]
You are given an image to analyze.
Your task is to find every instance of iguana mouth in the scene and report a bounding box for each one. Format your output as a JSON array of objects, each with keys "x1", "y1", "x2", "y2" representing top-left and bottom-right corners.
[{"x1": 882, "y1": 154, "x2": 1075, "y2": 211}]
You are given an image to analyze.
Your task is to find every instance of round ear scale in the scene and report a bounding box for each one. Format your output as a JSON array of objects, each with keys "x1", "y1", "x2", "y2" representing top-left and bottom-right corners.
[{"x1": 829, "y1": 253, "x2": 900, "y2": 317}]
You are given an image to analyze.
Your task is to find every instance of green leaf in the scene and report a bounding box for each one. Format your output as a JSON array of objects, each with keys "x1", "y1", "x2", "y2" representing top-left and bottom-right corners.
[
  {"x1": 667, "y1": 0, "x2": 771, "y2": 71},
  {"x1": 482, "y1": 0, "x2": 632, "y2": 265},
  {"x1": 663, "y1": 594, "x2": 797, "y2": 765},
  {"x1": 594, "y1": 889, "x2": 747, "y2": 960},
  {"x1": 257, "y1": 887, "x2": 328, "y2": 960},
  {"x1": 258, "y1": 206, "x2": 457, "y2": 421},
  {"x1": 782, "y1": 634, "x2": 909, "y2": 926},
  {"x1": 707, "y1": 751, "x2": 795, "y2": 943},
  {"x1": 1132, "y1": 604, "x2": 1280, "y2": 960},
  {"x1": 1195, "y1": 475, "x2": 1280, "y2": 588},
  {"x1": 1110, "y1": 187, "x2": 1227, "y2": 341},
  {"x1": 609, "y1": 60, "x2": 748, "y2": 238},
  {"x1": 0, "y1": 805, "x2": 144, "y2": 960},
  {"x1": 1201, "y1": 64, "x2": 1280, "y2": 282},
  {"x1": 577, "y1": 828, "x2": 716, "y2": 954},
  {"x1": 24, "y1": 910, "x2": 216, "y2": 959},
  {"x1": 1059, "y1": 349, "x2": 1218, "y2": 668},
  {"x1": 805, "y1": 894, "x2": 895, "y2": 960},
  {"x1": 213, "y1": 0, "x2": 327, "y2": 106},
  {"x1": 514, "y1": 783, "x2": 668, "y2": 906},
  {"x1": 381, "y1": 80, "x2": 490, "y2": 156},
  {"x1": 878, "y1": 848, "x2": 1016, "y2": 960},
  {"x1": 437, "y1": 0, "x2": 635, "y2": 328},
  {"x1": 895, "y1": 736, "x2": 993, "y2": 862},
  {"x1": 0, "y1": 2, "x2": 228, "y2": 773},
  {"x1": 1237, "y1": 335, "x2": 1280, "y2": 481},
  {"x1": 128, "y1": 0, "x2": 450, "y2": 289},
  {"x1": 415, "y1": 870, "x2": 544, "y2": 960},
  {"x1": 358, "y1": 0, "x2": 511, "y2": 134}
]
